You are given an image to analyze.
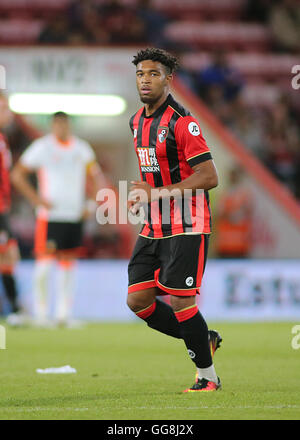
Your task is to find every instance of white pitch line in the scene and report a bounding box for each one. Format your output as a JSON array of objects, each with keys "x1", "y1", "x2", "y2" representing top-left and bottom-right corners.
[
  {"x1": 3, "y1": 407, "x2": 89, "y2": 412},
  {"x1": 126, "y1": 405, "x2": 300, "y2": 410},
  {"x1": 2, "y1": 405, "x2": 299, "y2": 413}
]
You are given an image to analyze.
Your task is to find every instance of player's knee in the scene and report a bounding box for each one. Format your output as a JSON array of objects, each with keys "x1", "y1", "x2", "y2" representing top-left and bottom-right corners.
[
  {"x1": 34, "y1": 259, "x2": 52, "y2": 281},
  {"x1": 170, "y1": 295, "x2": 196, "y2": 313},
  {"x1": 126, "y1": 291, "x2": 152, "y2": 313},
  {"x1": 126, "y1": 294, "x2": 140, "y2": 312}
]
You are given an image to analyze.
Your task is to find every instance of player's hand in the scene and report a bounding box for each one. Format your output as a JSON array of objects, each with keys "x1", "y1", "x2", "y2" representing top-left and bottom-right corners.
[
  {"x1": 81, "y1": 208, "x2": 92, "y2": 220},
  {"x1": 130, "y1": 181, "x2": 153, "y2": 204},
  {"x1": 37, "y1": 198, "x2": 52, "y2": 210},
  {"x1": 82, "y1": 200, "x2": 98, "y2": 220},
  {"x1": 127, "y1": 199, "x2": 141, "y2": 215}
]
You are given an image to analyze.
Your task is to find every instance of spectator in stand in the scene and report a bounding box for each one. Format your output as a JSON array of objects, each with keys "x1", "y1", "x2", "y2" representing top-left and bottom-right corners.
[
  {"x1": 39, "y1": 0, "x2": 110, "y2": 45},
  {"x1": 203, "y1": 84, "x2": 234, "y2": 126},
  {"x1": 136, "y1": 0, "x2": 169, "y2": 47},
  {"x1": 295, "y1": 159, "x2": 300, "y2": 201},
  {"x1": 244, "y1": 0, "x2": 272, "y2": 23},
  {"x1": 195, "y1": 50, "x2": 244, "y2": 104},
  {"x1": 38, "y1": 18, "x2": 71, "y2": 44},
  {"x1": 195, "y1": 49, "x2": 300, "y2": 201},
  {"x1": 67, "y1": 0, "x2": 97, "y2": 29},
  {"x1": 230, "y1": 102, "x2": 267, "y2": 160},
  {"x1": 67, "y1": 0, "x2": 109, "y2": 44},
  {"x1": 120, "y1": 10, "x2": 147, "y2": 44},
  {"x1": 101, "y1": 0, "x2": 125, "y2": 17},
  {"x1": 279, "y1": 93, "x2": 300, "y2": 128},
  {"x1": 263, "y1": 97, "x2": 300, "y2": 195},
  {"x1": 79, "y1": 9, "x2": 110, "y2": 44},
  {"x1": 100, "y1": 0, "x2": 147, "y2": 44},
  {"x1": 269, "y1": 0, "x2": 300, "y2": 53}
]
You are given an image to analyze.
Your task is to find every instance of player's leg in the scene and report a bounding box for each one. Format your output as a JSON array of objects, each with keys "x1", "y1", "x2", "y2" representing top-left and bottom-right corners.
[
  {"x1": 127, "y1": 288, "x2": 222, "y2": 347},
  {"x1": 52, "y1": 221, "x2": 82, "y2": 325},
  {"x1": 127, "y1": 236, "x2": 223, "y2": 345},
  {"x1": 0, "y1": 242, "x2": 20, "y2": 314},
  {"x1": 127, "y1": 236, "x2": 182, "y2": 338},
  {"x1": 32, "y1": 217, "x2": 54, "y2": 324},
  {"x1": 126, "y1": 287, "x2": 156, "y2": 312},
  {"x1": 158, "y1": 234, "x2": 221, "y2": 391},
  {"x1": 127, "y1": 287, "x2": 182, "y2": 339},
  {"x1": 0, "y1": 215, "x2": 21, "y2": 317},
  {"x1": 55, "y1": 258, "x2": 75, "y2": 325},
  {"x1": 170, "y1": 294, "x2": 220, "y2": 391},
  {"x1": 33, "y1": 256, "x2": 53, "y2": 323}
]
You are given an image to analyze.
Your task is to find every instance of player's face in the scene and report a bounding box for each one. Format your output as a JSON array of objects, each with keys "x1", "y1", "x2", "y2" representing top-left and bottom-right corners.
[
  {"x1": 136, "y1": 60, "x2": 172, "y2": 105},
  {"x1": 0, "y1": 96, "x2": 13, "y2": 129},
  {"x1": 51, "y1": 117, "x2": 71, "y2": 141}
]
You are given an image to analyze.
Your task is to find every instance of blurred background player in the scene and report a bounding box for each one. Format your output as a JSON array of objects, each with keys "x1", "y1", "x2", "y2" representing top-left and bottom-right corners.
[
  {"x1": 215, "y1": 166, "x2": 253, "y2": 259},
  {"x1": 0, "y1": 92, "x2": 22, "y2": 325},
  {"x1": 11, "y1": 111, "x2": 106, "y2": 327}
]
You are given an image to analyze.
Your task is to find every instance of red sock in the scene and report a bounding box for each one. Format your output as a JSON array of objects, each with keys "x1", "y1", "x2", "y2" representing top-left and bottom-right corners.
[
  {"x1": 174, "y1": 304, "x2": 198, "y2": 322},
  {"x1": 135, "y1": 302, "x2": 157, "y2": 320}
]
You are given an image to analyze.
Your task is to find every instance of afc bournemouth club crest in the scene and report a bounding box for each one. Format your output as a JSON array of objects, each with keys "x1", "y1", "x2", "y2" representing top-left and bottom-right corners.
[{"x1": 157, "y1": 126, "x2": 169, "y2": 143}]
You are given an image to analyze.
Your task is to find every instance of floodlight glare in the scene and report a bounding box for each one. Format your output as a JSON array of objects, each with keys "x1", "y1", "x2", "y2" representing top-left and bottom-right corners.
[{"x1": 9, "y1": 93, "x2": 127, "y2": 116}]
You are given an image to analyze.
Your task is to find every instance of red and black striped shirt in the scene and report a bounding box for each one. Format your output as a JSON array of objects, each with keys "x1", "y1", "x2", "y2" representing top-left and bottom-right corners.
[
  {"x1": 129, "y1": 94, "x2": 213, "y2": 239},
  {"x1": 0, "y1": 132, "x2": 11, "y2": 213}
]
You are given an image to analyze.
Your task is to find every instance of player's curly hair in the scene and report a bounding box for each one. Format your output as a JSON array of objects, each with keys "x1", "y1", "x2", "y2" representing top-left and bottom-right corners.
[
  {"x1": 132, "y1": 48, "x2": 179, "y2": 75},
  {"x1": 52, "y1": 111, "x2": 69, "y2": 119}
]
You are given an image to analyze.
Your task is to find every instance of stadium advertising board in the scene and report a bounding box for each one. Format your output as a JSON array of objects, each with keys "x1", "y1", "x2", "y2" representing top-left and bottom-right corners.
[{"x1": 9, "y1": 260, "x2": 300, "y2": 322}]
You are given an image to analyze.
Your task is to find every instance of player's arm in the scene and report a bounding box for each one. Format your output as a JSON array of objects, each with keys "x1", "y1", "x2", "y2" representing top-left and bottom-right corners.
[
  {"x1": 168, "y1": 159, "x2": 218, "y2": 193},
  {"x1": 86, "y1": 160, "x2": 108, "y2": 199},
  {"x1": 11, "y1": 162, "x2": 51, "y2": 209},
  {"x1": 82, "y1": 160, "x2": 110, "y2": 219},
  {"x1": 130, "y1": 160, "x2": 217, "y2": 203}
]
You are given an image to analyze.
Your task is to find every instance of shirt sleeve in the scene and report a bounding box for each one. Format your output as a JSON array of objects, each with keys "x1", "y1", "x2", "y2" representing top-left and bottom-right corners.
[
  {"x1": 129, "y1": 114, "x2": 134, "y2": 134},
  {"x1": 174, "y1": 116, "x2": 212, "y2": 168},
  {"x1": 81, "y1": 141, "x2": 96, "y2": 165},
  {"x1": 20, "y1": 140, "x2": 45, "y2": 170}
]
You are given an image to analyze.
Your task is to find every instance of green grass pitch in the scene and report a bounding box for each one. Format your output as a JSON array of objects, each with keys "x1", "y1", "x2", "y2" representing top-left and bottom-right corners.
[{"x1": 0, "y1": 321, "x2": 299, "y2": 420}]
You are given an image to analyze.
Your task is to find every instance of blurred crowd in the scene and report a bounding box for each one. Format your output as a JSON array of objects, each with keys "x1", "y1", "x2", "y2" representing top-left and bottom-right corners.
[
  {"x1": 192, "y1": 48, "x2": 300, "y2": 200},
  {"x1": 35, "y1": 0, "x2": 300, "y2": 54},
  {"x1": 36, "y1": 0, "x2": 300, "y2": 200},
  {"x1": 38, "y1": 0, "x2": 170, "y2": 47},
  {"x1": 2, "y1": 0, "x2": 300, "y2": 260},
  {"x1": 246, "y1": 0, "x2": 300, "y2": 53},
  {"x1": 186, "y1": 0, "x2": 300, "y2": 201}
]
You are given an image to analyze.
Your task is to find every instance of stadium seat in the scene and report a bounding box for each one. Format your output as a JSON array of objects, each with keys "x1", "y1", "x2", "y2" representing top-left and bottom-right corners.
[
  {"x1": 164, "y1": 22, "x2": 272, "y2": 50},
  {"x1": 153, "y1": 0, "x2": 246, "y2": 20},
  {"x1": 181, "y1": 52, "x2": 299, "y2": 81},
  {"x1": 240, "y1": 82, "x2": 281, "y2": 108},
  {"x1": 0, "y1": 19, "x2": 44, "y2": 43},
  {"x1": 0, "y1": 0, "x2": 70, "y2": 19}
]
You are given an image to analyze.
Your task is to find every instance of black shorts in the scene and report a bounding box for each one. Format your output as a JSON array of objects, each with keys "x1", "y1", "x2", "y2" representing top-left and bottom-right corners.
[
  {"x1": 0, "y1": 213, "x2": 13, "y2": 242},
  {"x1": 0, "y1": 213, "x2": 17, "y2": 254},
  {"x1": 34, "y1": 218, "x2": 83, "y2": 256},
  {"x1": 128, "y1": 234, "x2": 209, "y2": 296}
]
